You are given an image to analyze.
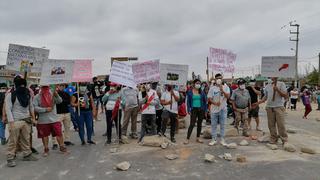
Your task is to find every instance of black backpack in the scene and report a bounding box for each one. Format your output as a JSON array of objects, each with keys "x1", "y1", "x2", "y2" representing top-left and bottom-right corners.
[{"x1": 11, "y1": 89, "x2": 31, "y2": 106}]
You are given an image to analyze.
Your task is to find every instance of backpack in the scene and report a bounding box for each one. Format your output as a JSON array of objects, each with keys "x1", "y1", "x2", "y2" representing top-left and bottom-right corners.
[{"x1": 11, "y1": 89, "x2": 31, "y2": 106}]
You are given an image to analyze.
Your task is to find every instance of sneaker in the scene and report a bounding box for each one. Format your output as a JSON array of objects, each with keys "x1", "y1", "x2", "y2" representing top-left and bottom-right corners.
[
  {"x1": 171, "y1": 138, "x2": 176, "y2": 143},
  {"x1": 209, "y1": 139, "x2": 217, "y2": 146},
  {"x1": 256, "y1": 127, "x2": 262, "y2": 131},
  {"x1": 64, "y1": 141, "x2": 75, "y2": 146},
  {"x1": 7, "y1": 159, "x2": 16, "y2": 167},
  {"x1": 52, "y1": 144, "x2": 58, "y2": 150},
  {"x1": 23, "y1": 154, "x2": 38, "y2": 161},
  {"x1": 1, "y1": 138, "x2": 7, "y2": 145},
  {"x1": 105, "y1": 140, "x2": 111, "y2": 145},
  {"x1": 220, "y1": 138, "x2": 227, "y2": 146},
  {"x1": 242, "y1": 132, "x2": 250, "y2": 137},
  {"x1": 81, "y1": 141, "x2": 86, "y2": 146},
  {"x1": 31, "y1": 147, "x2": 39, "y2": 155},
  {"x1": 183, "y1": 139, "x2": 189, "y2": 145},
  {"x1": 87, "y1": 141, "x2": 96, "y2": 145},
  {"x1": 196, "y1": 138, "x2": 204, "y2": 144},
  {"x1": 130, "y1": 133, "x2": 138, "y2": 139},
  {"x1": 102, "y1": 133, "x2": 107, "y2": 136}
]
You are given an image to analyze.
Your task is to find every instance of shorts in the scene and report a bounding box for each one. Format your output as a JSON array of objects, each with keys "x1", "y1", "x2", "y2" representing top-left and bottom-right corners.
[
  {"x1": 37, "y1": 122, "x2": 62, "y2": 138},
  {"x1": 249, "y1": 106, "x2": 259, "y2": 118}
]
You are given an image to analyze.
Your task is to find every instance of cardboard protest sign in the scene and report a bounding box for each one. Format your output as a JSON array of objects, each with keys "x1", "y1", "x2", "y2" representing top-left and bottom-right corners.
[
  {"x1": 39, "y1": 59, "x2": 74, "y2": 85},
  {"x1": 6, "y1": 44, "x2": 50, "y2": 73},
  {"x1": 132, "y1": 60, "x2": 160, "y2": 84},
  {"x1": 160, "y1": 63, "x2": 189, "y2": 85},
  {"x1": 71, "y1": 60, "x2": 93, "y2": 82},
  {"x1": 208, "y1": 47, "x2": 236, "y2": 74},
  {"x1": 261, "y1": 56, "x2": 296, "y2": 78},
  {"x1": 109, "y1": 61, "x2": 136, "y2": 88}
]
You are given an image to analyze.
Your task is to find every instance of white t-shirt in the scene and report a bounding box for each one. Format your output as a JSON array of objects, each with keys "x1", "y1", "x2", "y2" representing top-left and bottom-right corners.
[
  {"x1": 139, "y1": 89, "x2": 159, "y2": 114},
  {"x1": 290, "y1": 90, "x2": 299, "y2": 99},
  {"x1": 161, "y1": 90, "x2": 180, "y2": 114},
  {"x1": 207, "y1": 84, "x2": 230, "y2": 113}
]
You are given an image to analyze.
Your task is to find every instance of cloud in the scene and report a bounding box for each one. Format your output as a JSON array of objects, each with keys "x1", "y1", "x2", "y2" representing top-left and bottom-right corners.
[{"x1": 0, "y1": 0, "x2": 319, "y2": 79}]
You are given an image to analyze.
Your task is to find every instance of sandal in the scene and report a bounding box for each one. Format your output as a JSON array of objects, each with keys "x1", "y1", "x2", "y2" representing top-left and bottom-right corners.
[
  {"x1": 43, "y1": 148, "x2": 49, "y2": 157},
  {"x1": 196, "y1": 138, "x2": 204, "y2": 144}
]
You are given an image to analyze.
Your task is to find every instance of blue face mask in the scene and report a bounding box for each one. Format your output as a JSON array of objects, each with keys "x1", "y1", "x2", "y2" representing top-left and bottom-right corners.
[
  {"x1": 201, "y1": 85, "x2": 205, "y2": 91},
  {"x1": 174, "y1": 86, "x2": 179, "y2": 91}
]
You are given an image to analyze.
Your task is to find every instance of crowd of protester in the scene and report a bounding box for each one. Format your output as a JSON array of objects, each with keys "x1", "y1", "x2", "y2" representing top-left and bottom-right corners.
[{"x1": 0, "y1": 74, "x2": 319, "y2": 167}]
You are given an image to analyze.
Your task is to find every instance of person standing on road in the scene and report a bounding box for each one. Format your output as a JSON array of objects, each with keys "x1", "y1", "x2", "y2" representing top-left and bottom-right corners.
[
  {"x1": 256, "y1": 77, "x2": 289, "y2": 145},
  {"x1": 246, "y1": 79, "x2": 262, "y2": 131},
  {"x1": 102, "y1": 83, "x2": 123, "y2": 144},
  {"x1": 301, "y1": 88, "x2": 312, "y2": 119},
  {"x1": 56, "y1": 84, "x2": 74, "y2": 146},
  {"x1": 139, "y1": 83, "x2": 159, "y2": 142},
  {"x1": 208, "y1": 74, "x2": 230, "y2": 146},
  {"x1": 0, "y1": 84, "x2": 8, "y2": 145},
  {"x1": 34, "y1": 85, "x2": 68, "y2": 156},
  {"x1": 121, "y1": 85, "x2": 139, "y2": 139},
  {"x1": 289, "y1": 88, "x2": 299, "y2": 111},
  {"x1": 160, "y1": 84, "x2": 179, "y2": 143},
  {"x1": 184, "y1": 79, "x2": 207, "y2": 144},
  {"x1": 5, "y1": 77, "x2": 38, "y2": 167},
  {"x1": 71, "y1": 83, "x2": 97, "y2": 145},
  {"x1": 231, "y1": 79, "x2": 251, "y2": 137}
]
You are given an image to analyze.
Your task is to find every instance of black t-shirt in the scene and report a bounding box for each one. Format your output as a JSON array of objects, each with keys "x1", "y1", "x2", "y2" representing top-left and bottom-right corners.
[
  {"x1": 246, "y1": 86, "x2": 260, "y2": 103},
  {"x1": 56, "y1": 91, "x2": 70, "y2": 114},
  {"x1": 73, "y1": 92, "x2": 92, "y2": 111}
]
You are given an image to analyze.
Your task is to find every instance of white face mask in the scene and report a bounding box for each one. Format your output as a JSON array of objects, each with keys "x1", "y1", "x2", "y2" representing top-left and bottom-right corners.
[
  {"x1": 195, "y1": 84, "x2": 201, "y2": 89},
  {"x1": 239, "y1": 84, "x2": 246, "y2": 90},
  {"x1": 79, "y1": 86, "x2": 87, "y2": 93},
  {"x1": 145, "y1": 84, "x2": 151, "y2": 90},
  {"x1": 216, "y1": 79, "x2": 222, "y2": 85}
]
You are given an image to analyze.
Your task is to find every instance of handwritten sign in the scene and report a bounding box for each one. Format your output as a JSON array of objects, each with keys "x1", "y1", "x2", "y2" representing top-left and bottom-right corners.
[
  {"x1": 132, "y1": 60, "x2": 160, "y2": 84},
  {"x1": 160, "y1": 63, "x2": 189, "y2": 85},
  {"x1": 261, "y1": 56, "x2": 296, "y2": 78},
  {"x1": 109, "y1": 61, "x2": 136, "y2": 88},
  {"x1": 6, "y1": 44, "x2": 50, "y2": 73},
  {"x1": 40, "y1": 59, "x2": 74, "y2": 85},
  {"x1": 71, "y1": 60, "x2": 93, "y2": 82},
  {"x1": 208, "y1": 47, "x2": 236, "y2": 74}
]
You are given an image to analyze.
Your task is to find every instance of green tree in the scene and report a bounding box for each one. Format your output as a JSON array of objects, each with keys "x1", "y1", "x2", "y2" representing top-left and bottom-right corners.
[{"x1": 306, "y1": 67, "x2": 319, "y2": 86}]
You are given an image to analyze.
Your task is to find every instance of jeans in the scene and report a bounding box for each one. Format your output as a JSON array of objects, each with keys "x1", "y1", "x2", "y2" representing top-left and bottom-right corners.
[
  {"x1": 211, "y1": 108, "x2": 227, "y2": 139},
  {"x1": 0, "y1": 118, "x2": 5, "y2": 139},
  {"x1": 77, "y1": 111, "x2": 94, "y2": 143},
  {"x1": 140, "y1": 114, "x2": 156, "y2": 141},
  {"x1": 68, "y1": 105, "x2": 78, "y2": 130}
]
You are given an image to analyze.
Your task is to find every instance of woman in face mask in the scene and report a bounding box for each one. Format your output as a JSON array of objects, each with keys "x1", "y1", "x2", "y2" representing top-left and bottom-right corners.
[
  {"x1": 184, "y1": 79, "x2": 207, "y2": 144},
  {"x1": 71, "y1": 83, "x2": 96, "y2": 145},
  {"x1": 101, "y1": 82, "x2": 123, "y2": 144},
  {"x1": 301, "y1": 88, "x2": 312, "y2": 119}
]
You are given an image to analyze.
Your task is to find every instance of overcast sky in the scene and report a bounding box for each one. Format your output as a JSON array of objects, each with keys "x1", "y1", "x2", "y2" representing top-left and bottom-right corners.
[{"x1": 0, "y1": 0, "x2": 319, "y2": 78}]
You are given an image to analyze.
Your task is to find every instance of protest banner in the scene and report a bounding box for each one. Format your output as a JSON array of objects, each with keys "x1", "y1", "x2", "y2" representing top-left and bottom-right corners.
[
  {"x1": 6, "y1": 44, "x2": 50, "y2": 73},
  {"x1": 208, "y1": 47, "x2": 236, "y2": 74},
  {"x1": 132, "y1": 60, "x2": 160, "y2": 84},
  {"x1": 160, "y1": 63, "x2": 189, "y2": 85},
  {"x1": 71, "y1": 60, "x2": 93, "y2": 82},
  {"x1": 39, "y1": 59, "x2": 74, "y2": 85},
  {"x1": 109, "y1": 61, "x2": 136, "y2": 88},
  {"x1": 261, "y1": 56, "x2": 296, "y2": 78}
]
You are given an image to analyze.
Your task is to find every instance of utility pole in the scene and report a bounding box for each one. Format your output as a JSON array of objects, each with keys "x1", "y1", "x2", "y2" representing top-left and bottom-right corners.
[
  {"x1": 206, "y1": 57, "x2": 209, "y2": 82},
  {"x1": 290, "y1": 22, "x2": 300, "y2": 88},
  {"x1": 318, "y1": 52, "x2": 320, "y2": 86}
]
